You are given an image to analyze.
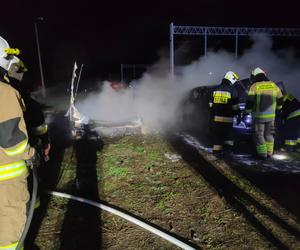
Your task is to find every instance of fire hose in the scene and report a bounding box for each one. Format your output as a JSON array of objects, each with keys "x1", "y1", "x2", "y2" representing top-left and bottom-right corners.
[
  {"x1": 48, "y1": 191, "x2": 197, "y2": 250},
  {"x1": 16, "y1": 160, "x2": 38, "y2": 250}
]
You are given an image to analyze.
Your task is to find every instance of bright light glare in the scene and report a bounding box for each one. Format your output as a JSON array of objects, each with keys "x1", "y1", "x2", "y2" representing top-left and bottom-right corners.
[{"x1": 272, "y1": 154, "x2": 288, "y2": 160}]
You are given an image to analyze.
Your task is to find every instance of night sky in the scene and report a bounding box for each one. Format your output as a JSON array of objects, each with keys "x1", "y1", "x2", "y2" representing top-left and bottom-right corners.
[{"x1": 1, "y1": 0, "x2": 300, "y2": 86}]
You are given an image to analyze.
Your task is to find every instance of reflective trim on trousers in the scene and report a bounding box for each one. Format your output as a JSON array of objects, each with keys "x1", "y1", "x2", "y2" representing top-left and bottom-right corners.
[
  {"x1": 256, "y1": 144, "x2": 267, "y2": 155},
  {"x1": 266, "y1": 141, "x2": 274, "y2": 155}
]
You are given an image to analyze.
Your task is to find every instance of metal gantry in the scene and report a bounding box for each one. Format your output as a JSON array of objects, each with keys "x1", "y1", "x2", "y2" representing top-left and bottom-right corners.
[{"x1": 170, "y1": 23, "x2": 300, "y2": 77}]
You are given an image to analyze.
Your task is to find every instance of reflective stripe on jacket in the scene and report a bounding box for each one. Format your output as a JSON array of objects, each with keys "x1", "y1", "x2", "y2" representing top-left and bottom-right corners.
[
  {"x1": 210, "y1": 81, "x2": 240, "y2": 123},
  {"x1": 287, "y1": 109, "x2": 300, "y2": 120},
  {"x1": 0, "y1": 81, "x2": 34, "y2": 181},
  {"x1": 213, "y1": 116, "x2": 233, "y2": 123},
  {"x1": 246, "y1": 81, "x2": 283, "y2": 121},
  {"x1": 0, "y1": 160, "x2": 27, "y2": 181},
  {"x1": 282, "y1": 94, "x2": 300, "y2": 120},
  {"x1": 0, "y1": 241, "x2": 24, "y2": 250},
  {"x1": 33, "y1": 123, "x2": 48, "y2": 136}
]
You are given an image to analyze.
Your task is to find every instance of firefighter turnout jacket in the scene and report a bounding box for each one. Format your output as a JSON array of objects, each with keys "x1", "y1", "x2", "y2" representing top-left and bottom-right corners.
[
  {"x1": 282, "y1": 93, "x2": 300, "y2": 148},
  {"x1": 282, "y1": 94, "x2": 300, "y2": 121},
  {"x1": 246, "y1": 80, "x2": 283, "y2": 121},
  {"x1": 0, "y1": 81, "x2": 34, "y2": 181},
  {"x1": 209, "y1": 81, "x2": 240, "y2": 123},
  {"x1": 10, "y1": 82, "x2": 49, "y2": 149}
]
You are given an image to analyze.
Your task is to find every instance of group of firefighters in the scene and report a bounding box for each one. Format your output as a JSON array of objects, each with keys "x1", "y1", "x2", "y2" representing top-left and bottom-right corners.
[
  {"x1": 0, "y1": 36, "x2": 50, "y2": 249},
  {"x1": 209, "y1": 68, "x2": 300, "y2": 159}
]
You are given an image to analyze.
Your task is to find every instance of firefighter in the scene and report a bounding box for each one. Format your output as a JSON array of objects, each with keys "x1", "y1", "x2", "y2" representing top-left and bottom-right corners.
[
  {"x1": 8, "y1": 56, "x2": 51, "y2": 208},
  {"x1": 209, "y1": 71, "x2": 240, "y2": 154},
  {"x1": 245, "y1": 67, "x2": 283, "y2": 160},
  {"x1": 281, "y1": 92, "x2": 300, "y2": 152},
  {"x1": 0, "y1": 36, "x2": 36, "y2": 249}
]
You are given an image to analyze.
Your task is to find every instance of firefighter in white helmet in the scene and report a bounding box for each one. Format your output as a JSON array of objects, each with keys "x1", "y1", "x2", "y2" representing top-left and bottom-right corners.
[
  {"x1": 0, "y1": 36, "x2": 35, "y2": 250},
  {"x1": 209, "y1": 71, "x2": 241, "y2": 154},
  {"x1": 8, "y1": 55, "x2": 51, "y2": 210},
  {"x1": 246, "y1": 67, "x2": 283, "y2": 160}
]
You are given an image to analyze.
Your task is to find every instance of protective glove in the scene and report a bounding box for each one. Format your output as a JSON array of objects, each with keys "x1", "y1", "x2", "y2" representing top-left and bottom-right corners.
[
  {"x1": 43, "y1": 143, "x2": 51, "y2": 162},
  {"x1": 26, "y1": 153, "x2": 41, "y2": 169}
]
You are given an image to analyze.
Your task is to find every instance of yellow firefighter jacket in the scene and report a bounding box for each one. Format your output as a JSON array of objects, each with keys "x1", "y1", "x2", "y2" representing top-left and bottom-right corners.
[
  {"x1": 246, "y1": 81, "x2": 283, "y2": 122},
  {"x1": 0, "y1": 81, "x2": 35, "y2": 181}
]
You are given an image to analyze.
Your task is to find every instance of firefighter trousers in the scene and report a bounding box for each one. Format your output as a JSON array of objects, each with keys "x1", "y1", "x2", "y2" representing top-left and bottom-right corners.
[
  {"x1": 284, "y1": 116, "x2": 300, "y2": 151},
  {"x1": 0, "y1": 173, "x2": 29, "y2": 249},
  {"x1": 211, "y1": 121, "x2": 234, "y2": 153},
  {"x1": 253, "y1": 120, "x2": 275, "y2": 158}
]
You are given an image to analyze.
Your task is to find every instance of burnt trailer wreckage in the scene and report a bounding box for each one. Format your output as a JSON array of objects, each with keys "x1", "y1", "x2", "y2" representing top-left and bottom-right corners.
[{"x1": 66, "y1": 62, "x2": 143, "y2": 140}]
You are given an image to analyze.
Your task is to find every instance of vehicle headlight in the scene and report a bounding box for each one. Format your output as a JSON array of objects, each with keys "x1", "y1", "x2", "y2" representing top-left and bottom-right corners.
[{"x1": 244, "y1": 115, "x2": 252, "y2": 124}]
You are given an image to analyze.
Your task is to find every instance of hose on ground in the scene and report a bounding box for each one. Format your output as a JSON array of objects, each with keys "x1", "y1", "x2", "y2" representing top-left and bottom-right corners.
[{"x1": 48, "y1": 191, "x2": 196, "y2": 250}]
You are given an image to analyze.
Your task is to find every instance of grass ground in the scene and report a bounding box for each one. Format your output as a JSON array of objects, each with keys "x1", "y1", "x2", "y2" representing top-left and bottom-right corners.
[{"x1": 30, "y1": 133, "x2": 300, "y2": 249}]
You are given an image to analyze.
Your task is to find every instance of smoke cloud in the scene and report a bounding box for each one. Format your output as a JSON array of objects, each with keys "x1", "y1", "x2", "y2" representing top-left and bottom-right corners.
[{"x1": 76, "y1": 34, "x2": 300, "y2": 132}]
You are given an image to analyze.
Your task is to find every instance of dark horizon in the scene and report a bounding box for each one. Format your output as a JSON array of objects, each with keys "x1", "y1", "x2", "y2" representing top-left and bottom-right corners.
[{"x1": 1, "y1": 0, "x2": 300, "y2": 88}]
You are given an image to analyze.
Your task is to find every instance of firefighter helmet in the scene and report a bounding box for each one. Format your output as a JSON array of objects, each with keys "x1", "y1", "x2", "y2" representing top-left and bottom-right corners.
[
  {"x1": 251, "y1": 67, "x2": 265, "y2": 76},
  {"x1": 223, "y1": 71, "x2": 239, "y2": 85},
  {"x1": 0, "y1": 36, "x2": 21, "y2": 72},
  {"x1": 0, "y1": 36, "x2": 11, "y2": 72}
]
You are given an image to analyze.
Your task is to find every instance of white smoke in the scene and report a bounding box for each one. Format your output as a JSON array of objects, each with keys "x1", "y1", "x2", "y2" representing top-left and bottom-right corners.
[{"x1": 77, "y1": 34, "x2": 300, "y2": 132}]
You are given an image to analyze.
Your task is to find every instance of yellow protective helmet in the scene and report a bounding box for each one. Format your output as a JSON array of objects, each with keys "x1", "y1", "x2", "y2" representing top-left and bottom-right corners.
[{"x1": 223, "y1": 71, "x2": 239, "y2": 85}]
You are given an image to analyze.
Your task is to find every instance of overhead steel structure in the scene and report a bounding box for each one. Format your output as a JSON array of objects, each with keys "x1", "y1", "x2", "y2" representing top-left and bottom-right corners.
[{"x1": 170, "y1": 22, "x2": 300, "y2": 77}]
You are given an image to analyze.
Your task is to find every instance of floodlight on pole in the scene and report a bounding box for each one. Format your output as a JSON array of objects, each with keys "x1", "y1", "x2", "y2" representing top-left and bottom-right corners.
[{"x1": 34, "y1": 17, "x2": 46, "y2": 98}]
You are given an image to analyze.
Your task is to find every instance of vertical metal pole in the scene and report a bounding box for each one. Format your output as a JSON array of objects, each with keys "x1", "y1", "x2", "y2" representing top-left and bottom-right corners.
[
  {"x1": 121, "y1": 63, "x2": 123, "y2": 82},
  {"x1": 34, "y1": 21, "x2": 46, "y2": 98},
  {"x1": 133, "y1": 64, "x2": 136, "y2": 80},
  {"x1": 170, "y1": 22, "x2": 174, "y2": 79},
  {"x1": 235, "y1": 30, "x2": 239, "y2": 59},
  {"x1": 204, "y1": 28, "x2": 207, "y2": 57}
]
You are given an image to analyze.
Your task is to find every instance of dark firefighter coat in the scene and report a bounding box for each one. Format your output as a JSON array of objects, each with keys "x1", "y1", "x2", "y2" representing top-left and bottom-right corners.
[
  {"x1": 282, "y1": 94, "x2": 300, "y2": 121},
  {"x1": 0, "y1": 81, "x2": 35, "y2": 181},
  {"x1": 209, "y1": 80, "x2": 240, "y2": 123},
  {"x1": 246, "y1": 80, "x2": 283, "y2": 122},
  {"x1": 10, "y1": 81, "x2": 49, "y2": 148}
]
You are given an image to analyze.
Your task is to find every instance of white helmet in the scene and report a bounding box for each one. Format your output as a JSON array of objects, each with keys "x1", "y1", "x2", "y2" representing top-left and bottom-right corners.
[
  {"x1": 223, "y1": 71, "x2": 239, "y2": 85},
  {"x1": 251, "y1": 67, "x2": 266, "y2": 76},
  {"x1": 0, "y1": 36, "x2": 20, "y2": 72}
]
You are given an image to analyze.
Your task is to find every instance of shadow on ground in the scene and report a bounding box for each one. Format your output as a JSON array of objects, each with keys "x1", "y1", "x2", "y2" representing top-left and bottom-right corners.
[
  {"x1": 25, "y1": 112, "x2": 72, "y2": 249},
  {"x1": 59, "y1": 127, "x2": 103, "y2": 250},
  {"x1": 169, "y1": 132, "x2": 300, "y2": 250},
  {"x1": 25, "y1": 112, "x2": 104, "y2": 250}
]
